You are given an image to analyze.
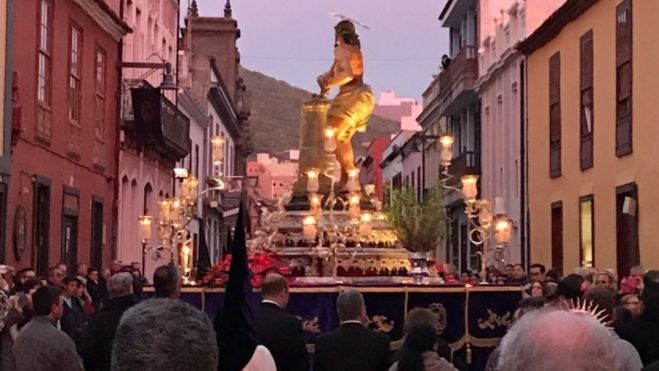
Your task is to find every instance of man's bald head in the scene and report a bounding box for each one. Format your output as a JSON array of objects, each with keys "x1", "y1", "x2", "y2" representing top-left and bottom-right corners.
[
  {"x1": 497, "y1": 308, "x2": 618, "y2": 371},
  {"x1": 261, "y1": 274, "x2": 290, "y2": 308}
]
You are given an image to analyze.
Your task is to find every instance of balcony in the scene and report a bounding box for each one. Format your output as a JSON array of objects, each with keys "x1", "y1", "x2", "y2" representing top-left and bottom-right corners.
[
  {"x1": 438, "y1": 45, "x2": 478, "y2": 116},
  {"x1": 127, "y1": 87, "x2": 191, "y2": 161},
  {"x1": 447, "y1": 150, "x2": 480, "y2": 187}
]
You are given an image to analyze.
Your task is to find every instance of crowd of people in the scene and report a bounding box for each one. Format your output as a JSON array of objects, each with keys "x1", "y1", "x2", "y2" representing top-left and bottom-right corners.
[{"x1": 0, "y1": 257, "x2": 657, "y2": 371}]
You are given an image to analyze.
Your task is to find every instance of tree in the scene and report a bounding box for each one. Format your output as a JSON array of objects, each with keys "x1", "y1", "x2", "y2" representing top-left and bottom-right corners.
[{"x1": 385, "y1": 185, "x2": 446, "y2": 253}]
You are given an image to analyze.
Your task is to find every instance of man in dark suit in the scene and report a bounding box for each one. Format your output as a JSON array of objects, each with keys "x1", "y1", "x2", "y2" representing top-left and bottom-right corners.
[
  {"x1": 255, "y1": 274, "x2": 309, "y2": 371},
  {"x1": 314, "y1": 289, "x2": 391, "y2": 371},
  {"x1": 60, "y1": 276, "x2": 87, "y2": 349}
]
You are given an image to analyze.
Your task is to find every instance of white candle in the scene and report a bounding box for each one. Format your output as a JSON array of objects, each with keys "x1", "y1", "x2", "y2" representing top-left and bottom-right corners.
[
  {"x1": 324, "y1": 128, "x2": 337, "y2": 152},
  {"x1": 348, "y1": 194, "x2": 361, "y2": 220},
  {"x1": 170, "y1": 198, "x2": 182, "y2": 225},
  {"x1": 309, "y1": 193, "x2": 322, "y2": 217},
  {"x1": 346, "y1": 168, "x2": 361, "y2": 192},
  {"x1": 306, "y1": 169, "x2": 319, "y2": 193},
  {"x1": 359, "y1": 213, "x2": 372, "y2": 238},
  {"x1": 302, "y1": 216, "x2": 317, "y2": 240}
]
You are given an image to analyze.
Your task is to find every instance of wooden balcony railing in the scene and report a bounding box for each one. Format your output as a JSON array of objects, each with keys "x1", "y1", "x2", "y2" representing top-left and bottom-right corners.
[{"x1": 438, "y1": 45, "x2": 478, "y2": 104}]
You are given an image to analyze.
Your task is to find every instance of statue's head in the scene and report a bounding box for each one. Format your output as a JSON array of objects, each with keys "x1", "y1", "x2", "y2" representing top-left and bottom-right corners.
[{"x1": 334, "y1": 20, "x2": 360, "y2": 47}]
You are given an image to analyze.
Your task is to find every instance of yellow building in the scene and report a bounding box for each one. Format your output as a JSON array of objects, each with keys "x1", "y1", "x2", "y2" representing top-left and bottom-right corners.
[{"x1": 520, "y1": 0, "x2": 659, "y2": 276}]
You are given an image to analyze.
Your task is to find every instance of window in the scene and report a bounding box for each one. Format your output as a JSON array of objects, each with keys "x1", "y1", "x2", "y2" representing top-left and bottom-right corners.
[
  {"x1": 91, "y1": 197, "x2": 104, "y2": 270},
  {"x1": 68, "y1": 25, "x2": 83, "y2": 123},
  {"x1": 36, "y1": 0, "x2": 53, "y2": 139},
  {"x1": 195, "y1": 145, "x2": 200, "y2": 177},
  {"x1": 549, "y1": 52, "x2": 561, "y2": 178},
  {"x1": 551, "y1": 201, "x2": 563, "y2": 275},
  {"x1": 580, "y1": 31, "x2": 594, "y2": 170},
  {"x1": 616, "y1": 183, "x2": 639, "y2": 277},
  {"x1": 95, "y1": 48, "x2": 107, "y2": 139},
  {"x1": 616, "y1": 0, "x2": 632, "y2": 156},
  {"x1": 579, "y1": 195, "x2": 594, "y2": 267}
]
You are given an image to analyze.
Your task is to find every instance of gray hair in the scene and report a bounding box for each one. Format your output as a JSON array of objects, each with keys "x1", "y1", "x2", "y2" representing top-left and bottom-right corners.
[
  {"x1": 497, "y1": 308, "x2": 619, "y2": 371},
  {"x1": 112, "y1": 298, "x2": 218, "y2": 371},
  {"x1": 337, "y1": 289, "x2": 365, "y2": 322},
  {"x1": 107, "y1": 272, "x2": 133, "y2": 299}
]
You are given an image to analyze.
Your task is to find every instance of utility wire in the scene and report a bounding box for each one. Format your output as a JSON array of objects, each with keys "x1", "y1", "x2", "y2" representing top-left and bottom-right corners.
[{"x1": 241, "y1": 55, "x2": 442, "y2": 62}]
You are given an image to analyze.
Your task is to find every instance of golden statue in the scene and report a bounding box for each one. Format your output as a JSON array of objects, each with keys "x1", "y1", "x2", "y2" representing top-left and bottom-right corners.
[{"x1": 317, "y1": 20, "x2": 375, "y2": 187}]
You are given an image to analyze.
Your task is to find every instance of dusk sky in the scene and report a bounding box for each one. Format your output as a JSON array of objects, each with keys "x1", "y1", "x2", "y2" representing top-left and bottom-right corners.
[{"x1": 185, "y1": 0, "x2": 449, "y2": 100}]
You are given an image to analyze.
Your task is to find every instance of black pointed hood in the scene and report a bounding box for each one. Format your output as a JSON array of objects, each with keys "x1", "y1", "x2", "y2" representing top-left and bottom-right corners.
[{"x1": 215, "y1": 203, "x2": 259, "y2": 371}]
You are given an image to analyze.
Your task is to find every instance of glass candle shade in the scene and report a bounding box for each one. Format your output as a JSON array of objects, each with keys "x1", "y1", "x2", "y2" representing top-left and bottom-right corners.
[
  {"x1": 211, "y1": 136, "x2": 225, "y2": 166},
  {"x1": 306, "y1": 169, "x2": 320, "y2": 193},
  {"x1": 302, "y1": 216, "x2": 317, "y2": 240},
  {"x1": 324, "y1": 128, "x2": 337, "y2": 152}
]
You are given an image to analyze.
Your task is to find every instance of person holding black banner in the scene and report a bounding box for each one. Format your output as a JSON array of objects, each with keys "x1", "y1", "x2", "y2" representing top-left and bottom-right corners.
[{"x1": 314, "y1": 289, "x2": 390, "y2": 371}]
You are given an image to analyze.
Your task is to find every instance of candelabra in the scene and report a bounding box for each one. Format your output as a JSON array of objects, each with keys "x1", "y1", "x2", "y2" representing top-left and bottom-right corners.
[
  {"x1": 436, "y1": 133, "x2": 513, "y2": 282},
  {"x1": 297, "y1": 127, "x2": 382, "y2": 276},
  {"x1": 138, "y1": 135, "x2": 228, "y2": 284}
]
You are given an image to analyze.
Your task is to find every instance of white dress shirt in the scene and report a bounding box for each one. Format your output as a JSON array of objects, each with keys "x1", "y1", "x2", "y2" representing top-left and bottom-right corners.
[{"x1": 243, "y1": 345, "x2": 277, "y2": 371}]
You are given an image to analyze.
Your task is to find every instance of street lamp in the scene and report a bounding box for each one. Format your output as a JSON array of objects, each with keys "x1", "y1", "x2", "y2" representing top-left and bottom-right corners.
[
  {"x1": 139, "y1": 134, "x2": 231, "y2": 284},
  {"x1": 138, "y1": 215, "x2": 153, "y2": 275},
  {"x1": 435, "y1": 131, "x2": 515, "y2": 281}
]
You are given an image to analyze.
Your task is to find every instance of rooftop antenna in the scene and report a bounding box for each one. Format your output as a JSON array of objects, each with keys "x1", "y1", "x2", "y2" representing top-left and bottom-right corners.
[{"x1": 328, "y1": 12, "x2": 371, "y2": 30}]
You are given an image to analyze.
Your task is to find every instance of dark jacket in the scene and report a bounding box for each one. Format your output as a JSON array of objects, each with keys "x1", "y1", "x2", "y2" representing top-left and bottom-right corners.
[
  {"x1": 85, "y1": 279, "x2": 103, "y2": 309},
  {"x1": 61, "y1": 297, "x2": 86, "y2": 349},
  {"x1": 79, "y1": 295, "x2": 136, "y2": 371},
  {"x1": 314, "y1": 322, "x2": 390, "y2": 371},
  {"x1": 255, "y1": 302, "x2": 309, "y2": 371}
]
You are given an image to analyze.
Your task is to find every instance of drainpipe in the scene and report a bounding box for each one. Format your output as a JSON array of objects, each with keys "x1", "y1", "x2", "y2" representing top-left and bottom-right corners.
[
  {"x1": 520, "y1": 59, "x2": 528, "y2": 269},
  {"x1": 112, "y1": 0, "x2": 126, "y2": 261}
]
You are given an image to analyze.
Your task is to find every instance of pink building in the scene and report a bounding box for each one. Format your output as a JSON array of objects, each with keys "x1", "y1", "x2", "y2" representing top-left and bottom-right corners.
[
  {"x1": 117, "y1": 0, "x2": 188, "y2": 273},
  {"x1": 476, "y1": 0, "x2": 565, "y2": 265},
  {"x1": 373, "y1": 90, "x2": 422, "y2": 131},
  {"x1": 247, "y1": 151, "x2": 299, "y2": 200}
]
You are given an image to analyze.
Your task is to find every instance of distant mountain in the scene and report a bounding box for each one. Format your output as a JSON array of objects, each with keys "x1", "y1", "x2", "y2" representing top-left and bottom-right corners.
[{"x1": 240, "y1": 67, "x2": 400, "y2": 158}]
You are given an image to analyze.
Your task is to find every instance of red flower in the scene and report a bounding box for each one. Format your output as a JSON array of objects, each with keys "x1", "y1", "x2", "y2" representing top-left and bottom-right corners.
[
  {"x1": 251, "y1": 275, "x2": 264, "y2": 288},
  {"x1": 277, "y1": 264, "x2": 291, "y2": 276}
]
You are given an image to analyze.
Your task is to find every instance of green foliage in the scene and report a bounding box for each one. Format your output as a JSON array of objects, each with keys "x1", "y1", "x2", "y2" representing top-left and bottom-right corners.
[{"x1": 385, "y1": 185, "x2": 446, "y2": 253}]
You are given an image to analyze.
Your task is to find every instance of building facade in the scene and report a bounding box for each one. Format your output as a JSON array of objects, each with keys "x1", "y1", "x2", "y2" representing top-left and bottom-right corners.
[
  {"x1": 7, "y1": 0, "x2": 129, "y2": 273},
  {"x1": 373, "y1": 90, "x2": 422, "y2": 132},
  {"x1": 476, "y1": 0, "x2": 564, "y2": 266},
  {"x1": 358, "y1": 138, "x2": 389, "y2": 202},
  {"x1": 438, "y1": 0, "x2": 481, "y2": 272},
  {"x1": 521, "y1": 0, "x2": 659, "y2": 275},
  {"x1": 246, "y1": 152, "x2": 299, "y2": 201},
  {"x1": 117, "y1": 0, "x2": 188, "y2": 274},
  {"x1": 0, "y1": 0, "x2": 14, "y2": 262},
  {"x1": 380, "y1": 130, "x2": 416, "y2": 206},
  {"x1": 179, "y1": 1, "x2": 252, "y2": 263}
]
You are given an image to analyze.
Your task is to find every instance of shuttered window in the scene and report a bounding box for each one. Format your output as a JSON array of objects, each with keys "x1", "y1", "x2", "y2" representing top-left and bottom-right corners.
[
  {"x1": 580, "y1": 30, "x2": 594, "y2": 170},
  {"x1": 549, "y1": 52, "x2": 561, "y2": 178},
  {"x1": 551, "y1": 201, "x2": 564, "y2": 275},
  {"x1": 616, "y1": 0, "x2": 632, "y2": 156}
]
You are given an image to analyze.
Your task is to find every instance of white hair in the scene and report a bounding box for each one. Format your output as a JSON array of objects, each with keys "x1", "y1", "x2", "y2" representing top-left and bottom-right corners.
[
  {"x1": 107, "y1": 272, "x2": 133, "y2": 299},
  {"x1": 497, "y1": 308, "x2": 619, "y2": 371},
  {"x1": 112, "y1": 298, "x2": 218, "y2": 371}
]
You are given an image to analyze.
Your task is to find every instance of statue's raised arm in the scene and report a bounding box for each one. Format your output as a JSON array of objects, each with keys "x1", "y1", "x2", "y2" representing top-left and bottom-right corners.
[{"x1": 316, "y1": 20, "x2": 375, "y2": 188}]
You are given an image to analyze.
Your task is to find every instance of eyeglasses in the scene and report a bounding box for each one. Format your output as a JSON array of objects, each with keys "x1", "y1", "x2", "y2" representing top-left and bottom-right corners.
[{"x1": 596, "y1": 280, "x2": 609, "y2": 285}]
